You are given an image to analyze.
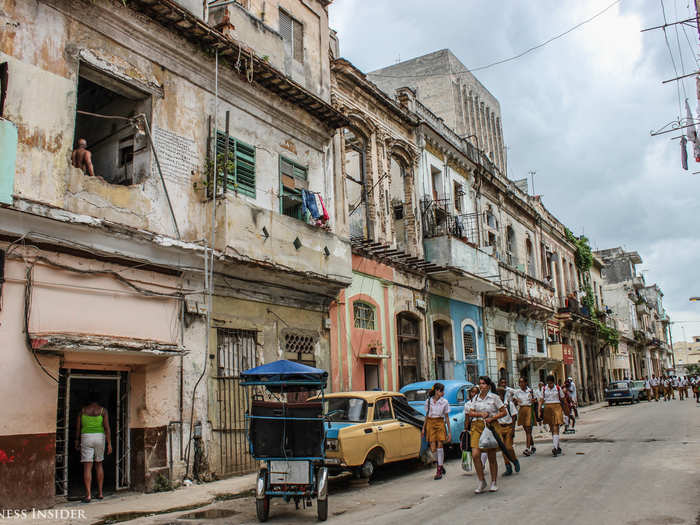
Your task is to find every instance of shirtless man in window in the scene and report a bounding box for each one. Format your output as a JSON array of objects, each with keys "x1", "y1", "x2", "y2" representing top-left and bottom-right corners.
[{"x1": 72, "y1": 138, "x2": 95, "y2": 177}]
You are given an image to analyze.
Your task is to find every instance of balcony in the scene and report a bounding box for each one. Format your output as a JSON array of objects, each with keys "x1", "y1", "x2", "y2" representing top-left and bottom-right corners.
[
  {"x1": 213, "y1": 196, "x2": 352, "y2": 296},
  {"x1": 492, "y1": 262, "x2": 558, "y2": 313},
  {"x1": 549, "y1": 344, "x2": 575, "y2": 364}
]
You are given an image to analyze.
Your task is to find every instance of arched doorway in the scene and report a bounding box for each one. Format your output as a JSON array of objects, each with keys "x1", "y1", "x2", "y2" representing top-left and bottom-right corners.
[{"x1": 397, "y1": 313, "x2": 421, "y2": 387}]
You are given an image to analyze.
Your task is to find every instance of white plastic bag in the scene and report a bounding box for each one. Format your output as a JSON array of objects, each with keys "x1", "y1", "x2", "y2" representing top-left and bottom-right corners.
[
  {"x1": 461, "y1": 450, "x2": 473, "y2": 472},
  {"x1": 478, "y1": 426, "x2": 498, "y2": 449}
]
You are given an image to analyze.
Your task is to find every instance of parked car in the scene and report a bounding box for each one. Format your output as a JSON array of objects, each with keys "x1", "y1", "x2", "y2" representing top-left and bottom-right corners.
[
  {"x1": 399, "y1": 380, "x2": 474, "y2": 448},
  {"x1": 605, "y1": 380, "x2": 643, "y2": 405},
  {"x1": 319, "y1": 391, "x2": 425, "y2": 478},
  {"x1": 631, "y1": 380, "x2": 648, "y2": 400}
]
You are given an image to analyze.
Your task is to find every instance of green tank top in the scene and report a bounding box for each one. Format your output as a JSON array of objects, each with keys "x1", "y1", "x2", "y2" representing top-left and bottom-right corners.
[{"x1": 81, "y1": 412, "x2": 104, "y2": 434}]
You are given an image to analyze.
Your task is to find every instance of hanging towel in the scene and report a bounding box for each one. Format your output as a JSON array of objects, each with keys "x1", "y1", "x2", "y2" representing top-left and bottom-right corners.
[
  {"x1": 681, "y1": 136, "x2": 688, "y2": 171},
  {"x1": 303, "y1": 190, "x2": 320, "y2": 219},
  {"x1": 317, "y1": 194, "x2": 330, "y2": 222}
]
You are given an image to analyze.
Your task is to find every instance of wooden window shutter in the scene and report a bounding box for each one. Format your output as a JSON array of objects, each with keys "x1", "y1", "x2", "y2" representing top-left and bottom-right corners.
[
  {"x1": 234, "y1": 140, "x2": 256, "y2": 198},
  {"x1": 279, "y1": 10, "x2": 293, "y2": 43},
  {"x1": 293, "y1": 19, "x2": 304, "y2": 63}
]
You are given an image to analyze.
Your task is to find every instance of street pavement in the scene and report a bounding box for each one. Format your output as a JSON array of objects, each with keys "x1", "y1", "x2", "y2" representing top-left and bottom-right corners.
[{"x1": 129, "y1": 399, "x2": 700, "y2": 525}]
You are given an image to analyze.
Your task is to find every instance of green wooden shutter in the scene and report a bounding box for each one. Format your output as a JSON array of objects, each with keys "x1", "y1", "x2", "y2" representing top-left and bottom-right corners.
[{"x1": 235, "y1": 140, "x2": 256, "y2": 197}]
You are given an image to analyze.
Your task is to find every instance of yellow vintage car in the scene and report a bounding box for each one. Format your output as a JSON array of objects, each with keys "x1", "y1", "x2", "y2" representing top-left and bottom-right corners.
[{"x1": 318, "y1": 391, "x2": 424, "y2": 478}]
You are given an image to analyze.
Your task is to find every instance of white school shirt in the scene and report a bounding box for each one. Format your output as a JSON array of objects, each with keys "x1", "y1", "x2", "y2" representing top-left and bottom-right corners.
[
  {"x1": 513, "y1": 387, "x2": 536, "y2": 407},
  {"x1": 644, "y1": 380, "x2": 651, "y2": 389},
  {"x1": 672, "y1": 378, "x2": 679, "y2": 387},
  {"x1": 425, "y1": 396, "x2": 449, "y2": 418},
  {"x1": 466, "y1": 392, "x2": 504, "y2": 420},
  {"x1": 498, "y1": 387, "x2": 517, "y2": 424},
  {"x1": 541, "y1": 384, "x2": 565, "y2": 404},
  {"x1": 568, "y1": 382, "x2": 577, "y2": 402},
  {"x1": 650, "y1": 378, "x2": 659, "y2": 386}
]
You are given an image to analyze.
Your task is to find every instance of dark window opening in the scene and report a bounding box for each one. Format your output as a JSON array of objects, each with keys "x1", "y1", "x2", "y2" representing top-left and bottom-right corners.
[
  {"x1": 0, "y1": 62, "x2": 8, "y2": 118},
  {"x1": 280, "y1": 156, "x2": 308, "y2": 220},
  {"x1": 74, "y1": 65, "x2": 151, "y2": 185},
  {"x1": 518, "y1": 334, "x2": 527, "y2": 355},
  {"x1": 536, "y1": 338, "x2": 545, "y2": 353}
]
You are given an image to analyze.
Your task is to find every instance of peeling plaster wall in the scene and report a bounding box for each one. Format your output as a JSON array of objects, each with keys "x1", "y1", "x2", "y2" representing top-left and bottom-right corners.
[{"x1": 1, "y1": 0, "x2": 346, "y2": 284}]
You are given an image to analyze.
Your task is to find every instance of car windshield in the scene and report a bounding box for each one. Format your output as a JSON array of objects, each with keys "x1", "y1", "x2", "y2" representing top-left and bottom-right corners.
[
  {"x1": 324, "y1": 397, "x2": 367, "y2": 423},
  {"x1": 403, "y1": 389, "x2": 429, "y2": 402},
  {"x1": 610, "y1": 382, "x2": 629, "y2": 390}
]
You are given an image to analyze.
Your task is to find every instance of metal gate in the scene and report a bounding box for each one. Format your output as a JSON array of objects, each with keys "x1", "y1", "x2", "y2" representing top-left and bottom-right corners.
[{"x1": 214, "y1": 328, "x2": 257, "y2": 476}]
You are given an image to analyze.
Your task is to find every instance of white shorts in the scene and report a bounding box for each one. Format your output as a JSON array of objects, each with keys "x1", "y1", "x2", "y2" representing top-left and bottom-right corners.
[{"x1": 81, "y1": 433, "x2": 106, "y2": 463}]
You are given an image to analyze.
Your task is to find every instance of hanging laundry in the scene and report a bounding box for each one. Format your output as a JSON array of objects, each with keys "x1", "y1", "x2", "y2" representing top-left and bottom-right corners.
[
  {"x1": 303, "y1": 190, "x2": 320, "y2": 219},
  {"x1": 301, "y1": 189, "x2": 310, "y2": 217},
  {"x1": 317, "y1": 194, "x2": 330, "y2": 223},
  {"x1": 681, "y1": 136, "x2": 688, "y2": 171}
]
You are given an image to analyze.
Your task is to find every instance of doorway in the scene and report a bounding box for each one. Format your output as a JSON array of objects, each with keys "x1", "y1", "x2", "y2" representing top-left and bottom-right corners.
[
  {"x1": 364, "y1": 364, "x2": 380, "y2": 390},
  {"x1": 397, "y1": 313, "x2": 421, "y2": 388},
  {"x1": 55, "y1": 370, "x2": 129, "y2": 500}
]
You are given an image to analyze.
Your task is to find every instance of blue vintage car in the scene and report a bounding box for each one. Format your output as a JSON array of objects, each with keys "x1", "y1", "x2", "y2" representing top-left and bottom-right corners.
[
  {"x1": 605, "y1": 380, "x2": 643, "y2": 405},
  {"x1": 399, "y1": 380, "x2": 474, "y2": 448}
]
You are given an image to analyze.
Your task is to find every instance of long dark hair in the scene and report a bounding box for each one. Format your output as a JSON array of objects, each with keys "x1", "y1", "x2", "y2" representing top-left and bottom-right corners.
[
  {"x1": 429, "y1": 382, "x2": 445, "y2": 398},
  {"x1": 478, "y1": 376, "x2": 496, "y2": 393}
]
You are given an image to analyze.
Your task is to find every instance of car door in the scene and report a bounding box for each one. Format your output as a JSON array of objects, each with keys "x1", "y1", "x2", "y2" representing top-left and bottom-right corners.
[
  {"x1": 372, "y1": 397, "x2": 403, "y2": 462},
  {"x1": 392, "y1": 395, "x2": 421, "y2": 458},
  {"x1": 448, "y1": 387, "x2": 467, "y2": 443}
]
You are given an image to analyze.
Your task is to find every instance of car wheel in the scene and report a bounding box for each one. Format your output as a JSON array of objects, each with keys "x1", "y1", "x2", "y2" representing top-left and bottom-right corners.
[
  {"x1": 608, "y1": 401, "x2": 613, "y2": 406},
  {"x1": 360, "y1": 459, "x2": 375, "y2": 479}
]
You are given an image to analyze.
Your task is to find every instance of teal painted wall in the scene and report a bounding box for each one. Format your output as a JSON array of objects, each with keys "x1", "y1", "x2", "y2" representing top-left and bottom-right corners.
[{"x1": 0, "y1": 119, "x2": 17, "y2": 205}]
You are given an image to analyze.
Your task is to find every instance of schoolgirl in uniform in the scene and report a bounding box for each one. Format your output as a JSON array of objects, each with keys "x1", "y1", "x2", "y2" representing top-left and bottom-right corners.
[
  {"x1": 513, "y1": 377, "x2": 536, "y2": 456},
  {"x1": 539, "y1": 374, "x2": 565, "y2": 456},
  {"x1": 496, "y1": 379, "x2": 520, "y2": 476},
  {"x1": 466, "y1": 376, "x2": 507, "y2": 494},
  {"x1": 422, "y1": 383, "x2": 450, "y2": 480}
]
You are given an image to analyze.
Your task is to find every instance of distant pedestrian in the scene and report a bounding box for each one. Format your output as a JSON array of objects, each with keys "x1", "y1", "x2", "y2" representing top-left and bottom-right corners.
[
  {"x1": 692, "y1": 376, "x2": 700, "y2": 403},
  {"x1": 567, "y1": 377, "x2": 579, "y2": 418},
  {"x1": 644, "y1": 376, "x2": 652, "y2": 402},
  {"x1": 539, "y1": 375, "x2": 565, "y2": 457},
  {"x1": 497, "y1": 379, "x2": 520, "y2": 476},
  {"x1": 650, "y1": 375, "x2": 660, "y2": 401},
  {"x1": 466, "y1": 376, "x2": 507, "y2": 494},
  {"x1": 422, "y1": 383, "x2": 451, "y2": 480},
  {"x1": 514, "y1": 377, "x2": 537, "y2": 456},
  {"x1": 537, "y1": 381, "x2": 547, "y2": 433},
  {"x1": 563, "y1": 383, "x2": 576, "y2": 434}
]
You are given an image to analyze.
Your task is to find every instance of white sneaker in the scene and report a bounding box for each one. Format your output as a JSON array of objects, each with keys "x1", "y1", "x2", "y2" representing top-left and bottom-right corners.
[
  {"x1": 474, "y1": 479, "x2": 487, "y2": 494},
  {"x1": 489, "y1": 481, "x2": 498, "y2": 492}
]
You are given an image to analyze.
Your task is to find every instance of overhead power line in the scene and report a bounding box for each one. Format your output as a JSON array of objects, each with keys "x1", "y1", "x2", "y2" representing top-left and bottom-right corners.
[{"x1": 370, "y1": 0, "x2": 623, "y2": 78}]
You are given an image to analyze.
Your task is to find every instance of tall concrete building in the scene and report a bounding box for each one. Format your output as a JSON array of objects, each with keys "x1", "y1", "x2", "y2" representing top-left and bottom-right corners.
[{"x1": 368, "y1": 49, "x2": 507, "y2": 174}]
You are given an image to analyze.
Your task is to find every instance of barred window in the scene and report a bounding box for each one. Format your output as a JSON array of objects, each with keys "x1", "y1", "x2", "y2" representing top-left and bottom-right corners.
[
  {"x1": 353, "y1": 302, "x2": 376, "y2": 330},
  {"x1": 463, "y1": 328, "x2": 476, "y2": 357}
]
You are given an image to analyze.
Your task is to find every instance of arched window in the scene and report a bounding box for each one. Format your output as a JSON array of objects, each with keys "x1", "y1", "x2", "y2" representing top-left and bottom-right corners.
[
  {"x1": 506, "y1": 226, "x2": 516, "y2": 265},
  {"x1": 353, "y1": 301, "x2": 375, "y2": 330}
]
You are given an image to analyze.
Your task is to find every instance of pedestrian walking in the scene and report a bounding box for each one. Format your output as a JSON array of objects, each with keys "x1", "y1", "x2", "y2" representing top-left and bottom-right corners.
[
  {"x1": 496, "y1": 379, "x2": 520, "y2": 476},
  {"x1": 663, "y1": 377, "x2": 672, "y2": 402},
  {"x1": 651, "y1": 375, "x2": 660, "y2": 401},
  {"x1": 513, "y1": 377, "x2": 537, "y2": 456},
  {"x1": 644, "y1": 376, "x2": 652, "y2": 402},
  {"x1": 465, "y1": 376, "x2": 507, "y2": 494},
  {"x1": 539, "y1": 375, "x2": 565, "y2": 457},
  {"x1": 422, "y1": 382, "x2": 451, "y2": 480},
  {"x1": 75, "y1": 390, "x2": 112, "y2": 503},
  {"x1": 692, "y1": 375, "x2": 700, "y2": 403},
  {"x1": 567, "y1": 377, "x2": 579, "y2": 418},
  {"x1": 563, "y1": 383, "x2": 576, "y2": 434},
  {"x1": 536, "y1": 381, "x2": 547, "y2": 433}
]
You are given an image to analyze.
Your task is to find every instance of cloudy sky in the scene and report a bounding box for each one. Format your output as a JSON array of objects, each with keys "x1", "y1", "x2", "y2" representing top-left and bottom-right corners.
[{"x1": 329, "y1": 0, "x2": 700, "y2": 343}]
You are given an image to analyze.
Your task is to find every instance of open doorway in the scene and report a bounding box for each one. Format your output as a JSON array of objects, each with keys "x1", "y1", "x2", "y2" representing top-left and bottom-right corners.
[{"x1": 55, "y1": 370, "x2": 129, "y2": 500}]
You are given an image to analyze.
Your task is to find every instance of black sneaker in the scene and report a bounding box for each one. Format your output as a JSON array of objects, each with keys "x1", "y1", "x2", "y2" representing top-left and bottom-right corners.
[
  {"x1": 556, "y1": 447, "x2": 562, "y2": 455},
  {"x1": 552, "y1": 448, "x2": 557, "y2": 457}
]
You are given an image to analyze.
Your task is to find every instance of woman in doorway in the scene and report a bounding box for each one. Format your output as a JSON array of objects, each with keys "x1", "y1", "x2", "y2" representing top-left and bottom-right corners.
[
  {"x1": 513, "y1": 377, "x2": 536, "y2": 456},
  {"x1": 422, "y1": 383, "x2": 450, "y2": 480},
  {"x1": 75, "y1": 391, "x2": 112, "y2": 502},
  {"x1": 538, "y1": 375, "x2": 565, "y2": 457},
  {"x1": 466, "y1": 376, "x2": 507, "y2": 494}
]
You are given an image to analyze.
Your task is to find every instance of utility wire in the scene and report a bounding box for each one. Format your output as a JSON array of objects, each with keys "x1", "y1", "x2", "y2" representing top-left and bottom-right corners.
[
  {"x1": 371, "y1": 0, "x2": 623, "y2": 78},
  {"x1": 661, "y1": 0, "x2": 685, "y2": 115}
]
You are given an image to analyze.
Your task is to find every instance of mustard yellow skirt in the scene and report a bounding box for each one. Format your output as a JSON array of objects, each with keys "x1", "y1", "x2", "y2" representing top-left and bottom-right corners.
[
  {"x1": 517, "y1": 406, "x2": 533, "y2": 427},
  {"x1": 543, "y1": 403, "x2": 564, "y2": 426},
  {"x1": 425, "y1": 417, "x2": 447, "y2": 443},
  {"x1": 469, "y1": 420, "x2": 502, "y2": 450}
]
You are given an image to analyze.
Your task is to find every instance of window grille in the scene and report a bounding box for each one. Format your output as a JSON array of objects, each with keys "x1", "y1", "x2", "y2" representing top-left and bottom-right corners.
[
  {"x1": 353, "y1": 302, "x2": 375, "y2": 330},
  {"x1": 463, "y1": 329, "x2": 476, "y2": 356},
  {"x1": 216, "y1": 132, "x2": 256, "y2": 198},
  {"x1": 284, "y1": 332, "x2": 317, "y2": 366}
]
